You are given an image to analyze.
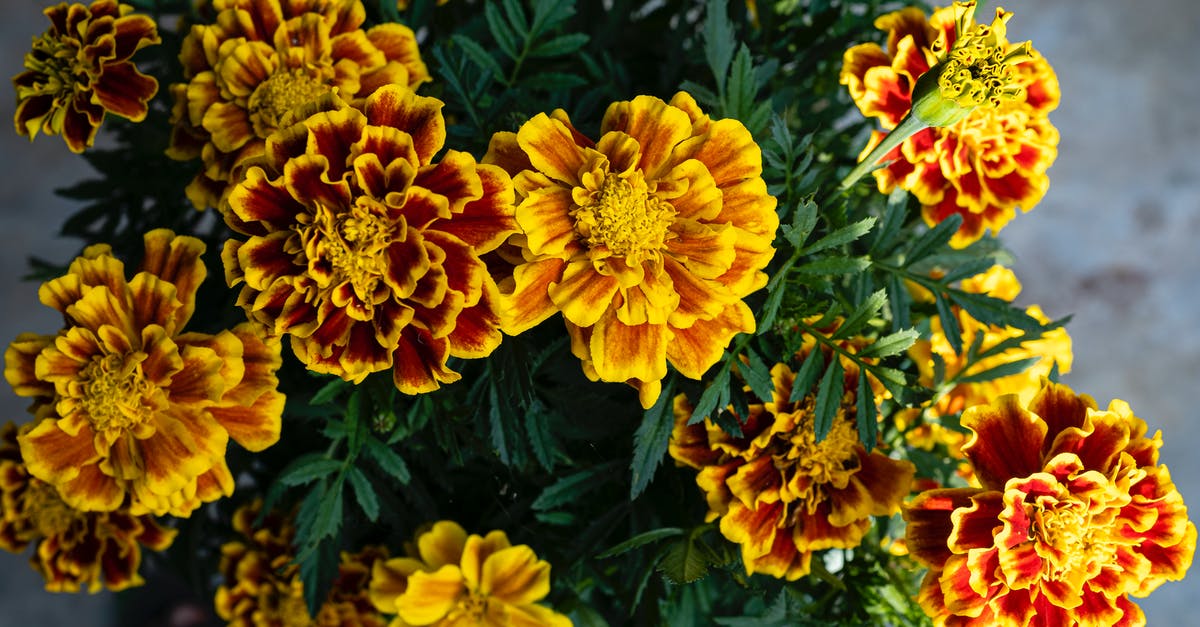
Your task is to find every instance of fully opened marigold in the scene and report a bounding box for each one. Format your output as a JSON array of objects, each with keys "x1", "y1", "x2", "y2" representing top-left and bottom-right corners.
[
  {"x1": 167, "y1": 0, "x2": 431, "y2": 210},
  {"x1": 841, "y1": 2, "x2": 1058, "y2": 246},
  {"x1": 368, "y1": 520, "x2": 571, "y2": 626},
  {"x1": 0, "y1": 422, "x2": 175, "y2": 592},
  {"x1": 485, "y1": 92, "x2": 778, "y2": 409},
  {"x1": 215, "y1": 500, "x2": 387, "y2": 626},
  {"x1": 669, "y1": 352, "x2": 914, "y2": 580},
  {"x1": 905, "y1": 382, "x2": 1196, "y2": 626},
  {"x1": 14, "y1": 0, "x2": 159, "y2": 153},
  {"x1": 7, "y1": 229, "x2": 285, "y2": 517},
  {"x1": 223, "y1": 86, "x2": 516, "y2": 392}
]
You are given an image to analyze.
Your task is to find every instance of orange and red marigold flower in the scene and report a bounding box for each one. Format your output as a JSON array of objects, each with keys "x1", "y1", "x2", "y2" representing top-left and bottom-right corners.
[
  {"x1": 840, "y1": 3, "x2": 1059, "y2": 246},
  {"x1": 222, "y1": 85, "x2": 516, "y2": 393},
  {"x1": 0, "y1": 421, "x2": 175, "y2": 592},
  {"x1": 905, "y1": 381, "x2": 1196, "y2": 626},
  {"x1": 369, "y1": 520, "x2": 571, "y2": 626},
  {"x1": 669, "y1": 345, "x2": 914, "y2": 580},
  {"x1": 484, "y1": 92, "x2": 779, "y2": 409},
  {"x1": 215, "y1": 499, "x2": 387, "y2": 625},
  {"x1": 6, "y1": 229, "x2": 285, "y2": 517},
  {"x1": 167, "y1": 0, "x2": 431, "y2": 210},
  {"x1": 14, "y1": 0, "x2": 160, "y2": 153}
]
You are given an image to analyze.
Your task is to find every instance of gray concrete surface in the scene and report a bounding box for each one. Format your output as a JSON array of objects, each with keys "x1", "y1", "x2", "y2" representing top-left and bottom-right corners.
[{"x1": 0, "y1": 0, "x2": 1196, "y2": 624}]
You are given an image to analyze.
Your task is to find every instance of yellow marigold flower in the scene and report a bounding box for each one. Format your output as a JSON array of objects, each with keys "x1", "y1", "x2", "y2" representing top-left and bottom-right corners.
[
  {"x1": 905, "y1": 381, "x2": 1197, "y2": 626},
  {"x1": 13, "y1": 0, "x2": 160, "y2": 153},
  {"x1": 369, "y1": 520, "x2": 572, "y2": 626},
  {"x1": 484, "y1": 92, "x2": 778, "y2": 409},
  {"x1": 6, "y1": 229, "x2": 285, "y2": 517},
  {"x1": 0, "y1": 422, "x2": 175, "y2": 592},
  {"x1": 840, "y1": 2, "x2": 1058, "y2": 246},
  {"x1": 215, "y1": 500, "x2": 387, "y2": 626},
  {"x1": 669, "y1": 352, "x2": 915, "y2": 580},
  {"x1": 906, "y1": 266, "x2": 1072, "y2": 474},
  {"x1": 167, "y1": 0, "x2": 431, "y2": 211},
  {"x1": 223, "y1": 86, "x2": 516, "y2": 392}
]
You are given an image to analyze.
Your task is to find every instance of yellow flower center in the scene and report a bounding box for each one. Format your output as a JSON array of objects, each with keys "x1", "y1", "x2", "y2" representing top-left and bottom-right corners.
[
  {"x1": 572, "y1": 172, "x2": 675, "y2": 265},
  {"x1": 17, "y1": 33, "x2": 86, "y2": 102},
  {"x1": 932, "y1": 2, "x2": 1032, "y2": 110},
  {"x1": 278, "y1": 590, "x2": 314, "y2": 627},
  {"x1": 248, "y1": 68, "x2": 329, "y2": 133},
  {"x1": 79, "y1": 353, "x2": 154, "y2": 434},
  {"x1": 309, "y1": 198, "x2": 397, "y2": 303},
  {"x1": 21, "y1": 479, "x2": 81, "y2": 539},
  {"x1": 1028, "y1": 493, "x2": 1120, "y2": 583},
  {"x1": 454, "y1": 590, "x2": 491, "y2": 622},
  {"x1": 778, "y1": 402, "x2": 862, "y2": 512}
]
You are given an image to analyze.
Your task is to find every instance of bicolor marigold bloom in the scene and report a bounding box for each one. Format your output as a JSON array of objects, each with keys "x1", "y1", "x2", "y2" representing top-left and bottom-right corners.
[
  {"x1": 669, "y1": 353, "x2": 915, "y2": 580},
  {"x1": 215, "y1": 500, "x2": 387, "y2": 626},
  {"x1": 369, "y1": 520, "x2": 571, "y2": 626},
  {"x1": 841, "y1": 2, "x2": 1058, "y2": 246},
  {"x1": 14, "y1": 0, "x2": 159, "y2": 153},
  {"x1": 7, "y1": 229, "x2": 285, "y2": 517},
  {"x1": 167, "y1": 0, "x2": 431, "y2": 210},
  {"x1": 905, "y1": 382, "x2": 1197, "y2": 626},
  {"x1": 484, "y1": 92, "x2": 778, "y2": 409},
  {"x1": 223, "y1": 86, "x2": 516, "y2": 393},
  {"x1": 0, "y1": 422, "x2": 175, "y2": 592},
  {"x1": 906, "y1": 266, "x2": 1072, "y2": 472}
]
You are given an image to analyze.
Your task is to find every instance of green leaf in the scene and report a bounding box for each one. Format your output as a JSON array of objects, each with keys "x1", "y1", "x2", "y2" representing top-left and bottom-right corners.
[
  {"x1": 935, "y1": 294, "x2": 964, "y2": 355},
  {"x1": 781, "y1": 196, "x2": 818, "y2": 248},
  {"x1": 524, "y1": 399, "x2": 558, "y2": 471},
  {"x1": 487, "y1": 383, "x2": 511, "y2": 464},
  {"x1": 939, "y1": 257, "x2": 1002, "y2": 284},
  {"x1": 790, "y1": 346, "x2": 824, "y2": 402},
  {"x1": 794, "y1": 256, "x2": 871, "y2": 275},
  {"x1": 872, "y1": 365, "x2": 909, "y2": 399},
  {"x1": 530, "y1": 0, "x2": 575, "y2": 34},
  {"x1": 956, "y1": 356, "x2": 1042, "y2": 385},
  {"x1": 813, "y1": 357, "x2": 844, "y2": 442},
  {"x1": 298, "y1": 534, "x2": 338, "y2": 619},
  {"x1": 886, "y1": 273, "x2": 912, "y2": 331},
  {"x1": 859, "y1": 328, "x2": 920, "y2": 359},
  {"x1": 277, "y1": 454, "x2": 342, "y2": 486},
  {"x1": 739, "y1": 348, "x2": 775, "y2": 403},
  {"x1": 529, "y1": 33, "x2": 589, "y2": 58},
  {"x1": 520, "y1": 72, "x2": 589, "y2": 91},
  {"x1": 803, "y1": 217, "x2": 877, "y2": 256},
  {"x1": 951, "y1": 290, "x2": 1043, "y2": 331},
  {"x1": 451, "y1": 34, "x2": 506, "y2": 82},
  {"x1": 758, "y1": 278, "x2": 787, "y2": 331},
  {"x1": 533, "y1": 463, "x2": 614, "y2": 511},
  {"x1": 313, "y1": 477, "x2": 345, "y2": 542},
  {"x1": 657, "y1": 532, "x2": 721, "y2": 584},
  {"x1": 702, "y1": 0, "x2": 736, "y2": 95},
  {"x1": 856, "y1": 368, "x2": 878, "y2": 450},
  {"x1": 597, "y1": 527, "x2": 684, "y2": 559},
  {"x1": 834, "y1": 289, "x2": 887, "y2": 339},
  {"x1": 688, "y1": 364, "x2": 731, "y2": 425},
  {"x1": 629, "y1": 377, "x2": 677, "y2": 500},
  {"x1": 346, "y1": 466, "x2": 379, "y2": 521},
  {"x1": 501, "y1": 0, "x2": 530, "y2": 35},
  {"x1": 364, "y1": 437, "x2": 411, "y2": 484},
  {"x1": 484, "y1": 2, "x2": 520, "y2": 59},
  {"x1": 309, "y1": 377, "x2": 348, "y2": 405},
  {"x1": 905, "y1": 213, "x2": 963, "y2": 264},
  {"x1": 870, "y1": 188, "x2": 910, "y2": 256}
]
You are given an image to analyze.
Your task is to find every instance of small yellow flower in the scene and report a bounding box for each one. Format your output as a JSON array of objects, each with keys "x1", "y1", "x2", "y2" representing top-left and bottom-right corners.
[
  {"x1": 13, "y1": 0, "x2": 159, "y2": 152},
  {"x1": 369, "y1": 520, "x2": 572, "y2": 626}
]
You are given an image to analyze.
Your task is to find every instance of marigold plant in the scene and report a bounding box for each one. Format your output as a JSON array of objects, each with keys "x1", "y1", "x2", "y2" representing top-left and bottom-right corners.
[
  {"x1": 368, "y1": 520, "x2": 571, "y2": 626},
  {"x1": 167, "y1": 0, "x2": 430, "y2": 210},
  {"x1": 485, "y1": 92, "x2": 778, "y2": 408},
  {"x1": 905, "y1": 381, "x2": 1197, "y2": 625},
  {"x1": 7, "y1": 229, "x2": 285, "y2": 516},
  {"x1": 0, "y1": 421, "x2": 175, "y2": 592},
  {"x1": 13, "y1": 0, "x2": 159, "y2": 153}
]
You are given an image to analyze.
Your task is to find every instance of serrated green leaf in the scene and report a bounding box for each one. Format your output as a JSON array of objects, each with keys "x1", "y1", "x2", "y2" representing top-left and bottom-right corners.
[
  {"x1": 740, "y1": 348, "x2": 775, "y2": 402},
  {"x1": 834, "y1": 289, "x2": 887, "y2": 339},
  {"x1": 597, "y1": 527, "x2": 684, "y2": 559},
  {"x1": 657, "y1": 533, "x2": 720, "y2": 584},
  {"x1": 278, "y1": 454, "x2": 342, "y2": 486},
  {"x1": 487, "y1": 383, "x2": 511, "y2": 464},
  {"x1": 298, "y1": 534, "x2": 338, "y2": 619},
  {"x1": 725, "y1": 44, "x2": 754, "y2": 119},
  {"x1": 794, "y1": 256, "x2": 871, "y2": 275},
  {"x1": 956, "y1": 356, "x2": 1042, "y2": 385},
  {"x1": 311, "y1": 477, "x2": 344, "y2": 543},
  {"x1": 905, "y1": 213, "x2": 963, "y2": 264},
  {"x1": 803, "y1": 216, "x2": 877, "y2": 256},
  {"x1": 521, "y1": 72, "x2": 589, "y2": 91},
  {"x1": 364, "y1": 437, "x2": 411, "y2": 484},
  {"x1": 501, "y1": 0, "x2": 529, "y2": 35},
  {"x1": 935, "y1": 294, "x2": 963, "y2": 355},
  {"x1": 886, "y1": 273, "x2": 912, "y2": 331},
  {"x1": 524, "y1": 400, "x2": 558, "y2": 471},
  {"x1": 529, "y1": 33, "x2": 589, "y2": 58},
  {"x1": 872, "y1": 365, "x2": 909, "y2": 399},
  {"x1": 688, "y1": 365, "x2": 731, "y2": 425},
  {"x1": 530, "y1": 0, "x2": 575, "y2": 34},
  {"x1": 939, "y1": 257, "x2": 1001, "y2": 284},
  {"x1": 870, "y1": 188, "x2": 910, "y2": 256},
  {"x1": 346, "y1": 466, "x2": 379, "y2": 521},
  {"x1": 702, "y1": 0, "x2": 736, "y2": 95},
  {"x1": 534, "y1": 463, "x2": 613, "y2": 511},
  {"x1": 535, "y1": 510, "x2": 575, "y2": 525},
  {"x1": 484, "y1": 2, "x2": 520, "y2": 59},
  {"x1": 781, "y1": 196, "x2": 818, "y2": 247},
  {"x1": 856, "y1": 369, "x2": 878, "y2": 450},
  {"x1": 630, "y1": 377, "x2": 677, "y2": 499},
  {"x1": 951, "y1": 290, "x2": 1042, "y2": 331},
  {"x1": 309, "y1": 377, "x2": 348, "y2": 405},
  {"x1": 451, "y1": 34, "x2": 505, "y2": 82},
  {"x1": 859, "y1": 328, "x2": 920, "y2": 358},
  {"x1": 813, "y1": 357, "x2": 844, "y2": 442},
  {"x1": 790, "y1": 345, "x2": 825, "y2": 402},
  {"x1": 758, "y1": 277, "x2": 787, "y2": 330}
]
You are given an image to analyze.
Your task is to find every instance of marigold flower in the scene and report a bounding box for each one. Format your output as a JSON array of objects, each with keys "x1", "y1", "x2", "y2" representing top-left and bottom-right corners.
[
  {"x1": 13, "y1": 0, "x2": 160, "y2": 153},
  {"x1": 905, "y1": 266, "x2": 1072, "y2": 473},
  {"x1": 7, "y1": 229, "x2": 285, "y2": 517},
  {"x1": 167, "y1": 0, "x2": 431, "y2": 210},
  {"x1": 0, "y1": 422, "x2": 175, "y2": 592},
  {"x1": 223, "y1": 86, "x2": 516, "y2": 392},
  {"x1": 484, "y1": 92, "x2": 778, "y2": 409},
  {"x1": 368, "y1": 520, "x2": 571, "y2": 626},
  {"x1": 669, "y1": 351, "x2": 915, "y2": 580},
  {"x1": 215, "y1": 500, "x2": 387, "y2": 626},
  {"x1": 905, "y1": 382, "x2": 1197, "y2": 626},
  {"x1": 840, "y1": 2, "x2": 1058, "y2": 246}
]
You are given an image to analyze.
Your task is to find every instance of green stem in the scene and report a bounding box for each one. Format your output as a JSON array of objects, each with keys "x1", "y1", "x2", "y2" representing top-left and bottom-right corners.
[{"x1": 838, "y1": 113, "x2": 928, "y2": 191}]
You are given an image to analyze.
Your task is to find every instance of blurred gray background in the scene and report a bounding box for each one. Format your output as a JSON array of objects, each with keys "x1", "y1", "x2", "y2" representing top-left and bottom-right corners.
[{"x1": 1, "y1": 0, "x2": 1197, "y2": 624}]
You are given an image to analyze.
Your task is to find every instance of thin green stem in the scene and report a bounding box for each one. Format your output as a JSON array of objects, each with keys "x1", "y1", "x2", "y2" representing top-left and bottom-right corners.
[{"x1": 838, "y1": 113, "x2": 928, "y2": 191}]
